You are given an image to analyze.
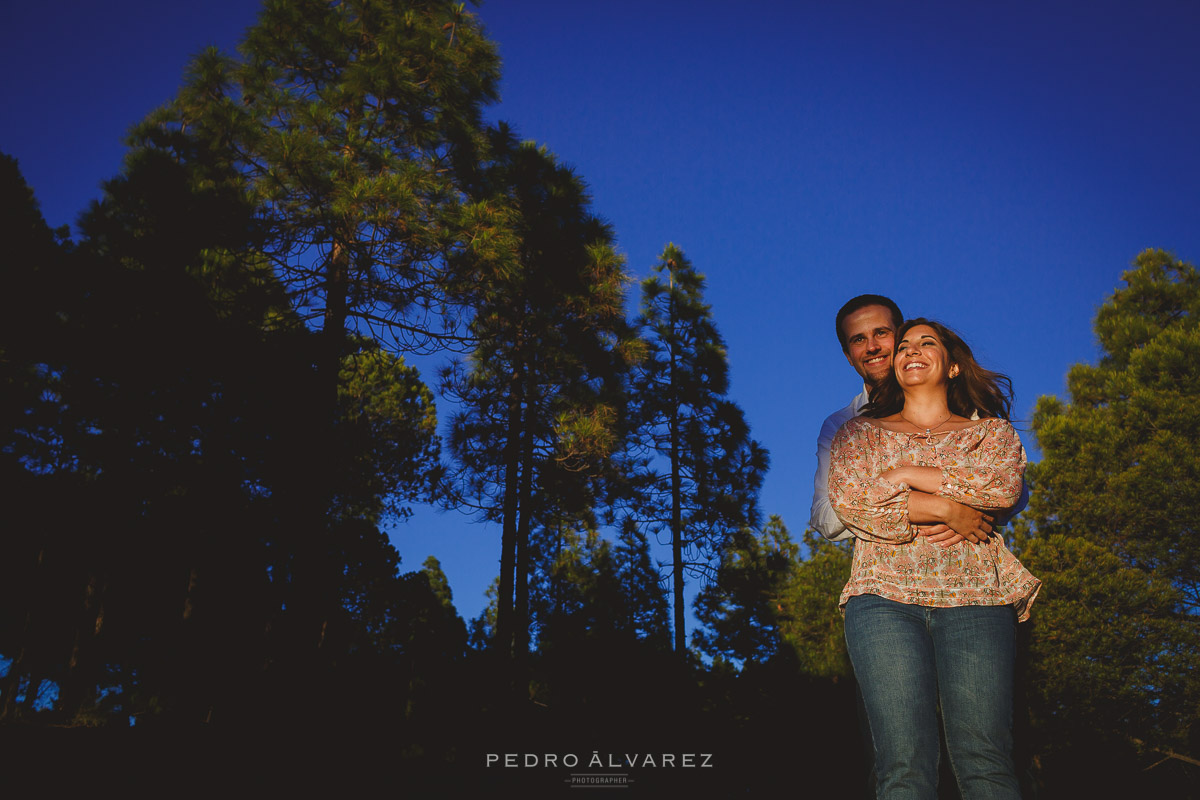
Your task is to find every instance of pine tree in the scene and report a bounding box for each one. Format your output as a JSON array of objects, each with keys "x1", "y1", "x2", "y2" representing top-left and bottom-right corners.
[
  {"x1": 628, "y1": 244, "x2": 768, "y2": 656},
  {"x1": 0, "y1": 153, "x2": 76, "y2": 723},
  {"x1": 134, "y1": 0, "x2": 510, "y2": 360},
  {"x1": 128, "y1": 0, "x2": 514, "y2": 652},
  {"x1": 0, "y1": 146, "x2": 312, "y2": 724},
  {"x1": 336, "y1": 340, "x2": 440, "y2": 522},
  {"x1": 529, "y1": 522, "x2": 670, "y2": 656},
  {"x1": 1016, "y1": 249, "x2": 1200, "y2": 786},
  {"x1": 441, "y1": 131, "x2": 633, "y2": 672},
  {"x1": 0, "y1": 136, "x2": 444, "y2": 727},
  {"x1": 776, "y1": 529, "x2": 854, "y2": 680}
]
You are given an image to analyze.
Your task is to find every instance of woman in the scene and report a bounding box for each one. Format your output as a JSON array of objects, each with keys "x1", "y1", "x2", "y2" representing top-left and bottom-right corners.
[{"x1": 829, "y1": 318, "x2": 1040, "y2": 800}]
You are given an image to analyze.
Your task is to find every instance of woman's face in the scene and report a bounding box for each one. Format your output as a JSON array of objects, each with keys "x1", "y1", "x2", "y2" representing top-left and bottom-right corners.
[{"x1": 894, "y1": 324, "x2": 953, "y2": 389}]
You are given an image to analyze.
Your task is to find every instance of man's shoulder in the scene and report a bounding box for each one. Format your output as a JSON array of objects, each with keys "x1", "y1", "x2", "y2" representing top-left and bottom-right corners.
[
  {"x1": 819, "y1": 404, "x2": 855, "y2": 436},
  {"x1": 818, "y1": 389, "x2": 869, "y2": 438}
]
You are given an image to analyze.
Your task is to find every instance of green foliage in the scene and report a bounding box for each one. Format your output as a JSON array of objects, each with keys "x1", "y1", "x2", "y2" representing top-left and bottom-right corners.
[
  {"x1": 1020, "y1": 249, "x2": 1200, "y2": 777},
  {"x1": 441, "y1": 132, "x2": 636, "y2": 660},
  {"x1": 468, "y1": 577, "x2": 499, "y2": 650},
  {"x1": 133, "y1": 0, "x2": 513, "y2": 355},
  {"x1": 531, "y1": 523, "x2": 670, "y2": 653},
  {"x1": 693, "y1": 517, "x2": 852, "y2": 679},
  {"x1": 337, "y1": 342, "x2": 440, "y2": 520},
  {"x1": 693, "y1": 516, "x2": 797, "y2": 665},
  {"x1": 422, "y1": 556, "x2": 457, "y2": 614},
  {"x1": 96, "y1": 0, "x2": 514, "y2": 696},
  {"x1": 1016, "y1": 534, "x2": 1198, "y2": 740},
  {"x1": 776, "y1": 529, "x2": 854, "y2": 680},
  {"x1": 1029, "y1": 249, "x2": 1200, "y2": 607},
  {"x1": 1093, "y1": 250, "x2": 1200, "y2": 368}
]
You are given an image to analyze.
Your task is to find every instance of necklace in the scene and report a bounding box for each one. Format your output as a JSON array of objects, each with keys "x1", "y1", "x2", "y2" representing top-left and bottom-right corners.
[{"x1": 901, "y1": 412, "x2": 952, "y2": 439}]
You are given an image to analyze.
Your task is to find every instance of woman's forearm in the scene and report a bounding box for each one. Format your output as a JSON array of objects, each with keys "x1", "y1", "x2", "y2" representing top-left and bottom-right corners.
[
  {"x1": 907, "y1": 491, "x2": 951, "y2": 524},
  {"x1": 886, "y1": 464, "x2": 1022, "y2": 510},
  {"x1": 883, "y1": 465, "x2": 944, "y2": 494}
]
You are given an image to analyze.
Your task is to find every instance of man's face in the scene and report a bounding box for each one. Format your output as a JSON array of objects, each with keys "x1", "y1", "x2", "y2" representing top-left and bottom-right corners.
[{"x1": 841, "y1": 305, "x2": 897, "y2": 387}]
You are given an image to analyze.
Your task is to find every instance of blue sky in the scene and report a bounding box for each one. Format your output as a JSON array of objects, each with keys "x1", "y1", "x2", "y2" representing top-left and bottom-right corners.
[{"x1": 3, "y1": 0, "x2": 1198, "y2": 625}]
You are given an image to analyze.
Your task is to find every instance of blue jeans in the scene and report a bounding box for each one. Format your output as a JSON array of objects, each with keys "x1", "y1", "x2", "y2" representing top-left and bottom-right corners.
[{"x1": 844, "y1": 594, "x2": 1021, "y2": 800}]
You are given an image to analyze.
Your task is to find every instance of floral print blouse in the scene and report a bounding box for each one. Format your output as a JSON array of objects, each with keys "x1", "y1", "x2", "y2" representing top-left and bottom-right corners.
[{"x1": 829, "y1": 416, "x2": 1040, "y2": 621}]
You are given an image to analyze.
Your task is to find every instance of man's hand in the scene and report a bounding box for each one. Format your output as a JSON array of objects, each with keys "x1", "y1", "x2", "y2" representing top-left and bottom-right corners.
[
  {"x1": 909, "y1": 492, "x2": 995, "y2": 545},
  {"x1": 940, "y1": 500, "x2": 994, "y2": 545},
  {"x1": 917, "y1": 524, "x2": 966, "y2": 548}
]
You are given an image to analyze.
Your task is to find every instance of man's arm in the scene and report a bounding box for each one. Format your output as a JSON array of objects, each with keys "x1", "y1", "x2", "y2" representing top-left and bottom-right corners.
[
  {"x1": 994, "y1": 479, "x2": 1030, "y2": 529},
  {"x1": 810, "y1": 413, "x2": 854, "y2": 541}
]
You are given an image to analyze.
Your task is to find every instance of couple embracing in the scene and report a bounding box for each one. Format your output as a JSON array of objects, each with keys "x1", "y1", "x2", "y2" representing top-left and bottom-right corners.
[{"x1": 810, "y1": 295, "x2": 1041, "y2": 800}]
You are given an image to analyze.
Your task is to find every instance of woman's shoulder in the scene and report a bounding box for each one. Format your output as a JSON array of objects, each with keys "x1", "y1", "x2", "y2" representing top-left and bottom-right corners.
[
  {"x1": 972, "y1": 417, "x2": 1016, "y2": 435},
  {"x1": 956, "y1": 417, "x2": 1021, "y2": 449},
  {"x1": 831, "y1": 415, "x2": 877, "y2": 447},
  {"x1": 833, "y1": 416, "x2": 901, "y2": 452},
  {"x1": 837, "y1": 415, "x2": 882, "y2": 435}
]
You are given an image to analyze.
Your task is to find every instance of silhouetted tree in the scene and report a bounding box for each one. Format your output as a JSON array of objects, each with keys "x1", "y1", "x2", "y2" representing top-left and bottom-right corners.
[
  {"x1": 628, "y1": 244, "x2": 768, "y2": 656},
  {"x1": 1016, "y1": 250, "x2": 1200, "y2": 791},
  {"x1": 0, "y1": 152, "x2": 76, "y2": 723},
  {"x1": 0, "y1": 144, "x2": 307, "y2": 724},
  {"x1": 0, "y1": 133, "x2": 446, "y2": 730},
  {"x1": 693, "y1": 516, "x2": 852, "y2": 679},
  {"x1": 128, "y1": 0, "x2": 513, "y2": 654},
  {"x1": 442, "y1": 130, "x2": 633, "y2": 675}
]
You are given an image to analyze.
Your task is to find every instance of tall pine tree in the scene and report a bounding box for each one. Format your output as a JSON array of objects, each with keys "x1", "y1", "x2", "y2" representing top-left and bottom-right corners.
[
  {"x1": 128, "y1": 0, "x2": 514, "y2": 652},
  {"x1": 441, "y1": 131, "x2": 633, "y2": 675},
  {"x1": 628, "y1": 244, "x2": 768, "y2": 657},
  {"x1": 1015, "y1": 249, "x2": 1200, "y2": 790}
]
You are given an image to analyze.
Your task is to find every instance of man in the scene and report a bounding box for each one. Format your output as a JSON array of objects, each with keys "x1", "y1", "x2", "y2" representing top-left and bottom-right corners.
[
  {"x1": 810, "y1": 294, "x2": 904, "y2": 542},
  {"x1": 808, "y1": 294, "x2": 902, "y2": 798}
]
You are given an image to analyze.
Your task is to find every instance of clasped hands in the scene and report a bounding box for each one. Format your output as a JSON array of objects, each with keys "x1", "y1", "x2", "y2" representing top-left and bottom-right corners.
[{"x1": 880, "y1": 464, "x2": 994, "y2": 548}]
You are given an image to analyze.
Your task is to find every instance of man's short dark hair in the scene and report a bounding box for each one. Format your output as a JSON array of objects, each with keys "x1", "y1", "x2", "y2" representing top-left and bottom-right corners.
[{"x1": 835, "y1": 294, "x2": 904, "y2": 352}]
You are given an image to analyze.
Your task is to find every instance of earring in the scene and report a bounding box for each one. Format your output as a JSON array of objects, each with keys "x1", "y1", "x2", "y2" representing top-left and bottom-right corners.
[{"x1": 949, "y1": 365, "x2": 960, "y2": 378}]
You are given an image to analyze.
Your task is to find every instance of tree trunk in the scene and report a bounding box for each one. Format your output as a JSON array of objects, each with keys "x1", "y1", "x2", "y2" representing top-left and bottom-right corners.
[
  {"x1": 0, "y1": 643, "x2": 28, "y2": 720},
  {"x1": 59, "y1": 572, "x2": 105, "y2": 721},
  {"x1": 0, "y1": 544, "x2": 46, "y2": 720},
  {"x1": 671, "y1": 414, "x2": 685, "y2": 656},
  {"x1": 282, "y1": 237, "x2": 350, "y2": 662},
  {"x1": 667, "y1": 276, "x2": 686, "y2": 657},
  {"x1": 514, "y1": 374, "x2": 536, "y2": 672},
  {"x1": 496, "y1": 365, "x2": 523, "y2": 662}
]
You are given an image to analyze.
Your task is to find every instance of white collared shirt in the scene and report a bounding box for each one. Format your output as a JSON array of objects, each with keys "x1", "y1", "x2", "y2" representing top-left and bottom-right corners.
[{"x1": 809, "y1": 386, "x2": 871, "y2": 541}]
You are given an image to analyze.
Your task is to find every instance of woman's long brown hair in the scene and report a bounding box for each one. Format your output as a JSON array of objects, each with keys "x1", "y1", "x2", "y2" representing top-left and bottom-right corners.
[{"x1": 862, "y1": 318, "x2": 1013, "y2": 421}]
